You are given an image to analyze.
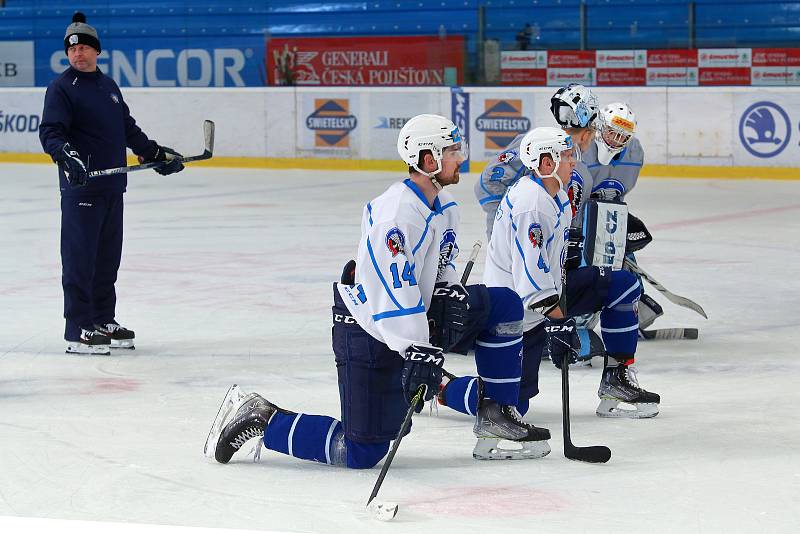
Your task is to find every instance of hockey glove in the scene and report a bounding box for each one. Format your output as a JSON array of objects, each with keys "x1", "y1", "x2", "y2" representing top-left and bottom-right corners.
[
  {"x1": 625, "y1": 212, "x2": 653, "y2": 254},
  {"x1": 141, "y1": 144, "x2": 184, "y2": 176},
  {"x1": 401, "y1": 344, "x2": 445, "y2": 412},
  {"x1": 427, "y1": 282, "x2": 469, "y2": 352},
  {"x1": 56, "y1": 143, "x2": 89, "y2": 187},
  {"x1": 544, "y1": 317, "x2": 580, "y2": 369},
  {"x1": 564, "y1": 227, "x2": 584, "y2": 271}
]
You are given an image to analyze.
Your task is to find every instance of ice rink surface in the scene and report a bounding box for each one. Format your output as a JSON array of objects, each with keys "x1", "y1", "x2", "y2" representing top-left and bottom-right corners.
[{"x1": 1, "y1": 163, "x2": 799, "y2": 534}]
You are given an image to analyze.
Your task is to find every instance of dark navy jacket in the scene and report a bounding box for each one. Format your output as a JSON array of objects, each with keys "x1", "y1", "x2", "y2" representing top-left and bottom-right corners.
[{"x1": 39, "y1": 66, "x2": 158, "y2": 197}]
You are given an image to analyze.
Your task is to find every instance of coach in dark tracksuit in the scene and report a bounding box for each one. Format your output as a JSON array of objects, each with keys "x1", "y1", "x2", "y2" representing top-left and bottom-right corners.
[{"x1": 39, "y1": 12, "x2": 184, "y2": 355}]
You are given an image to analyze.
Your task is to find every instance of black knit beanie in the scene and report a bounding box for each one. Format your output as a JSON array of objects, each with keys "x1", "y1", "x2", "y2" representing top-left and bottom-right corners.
[{"x1": 64, "y1": 12, "x2": 101, "y2": 54}]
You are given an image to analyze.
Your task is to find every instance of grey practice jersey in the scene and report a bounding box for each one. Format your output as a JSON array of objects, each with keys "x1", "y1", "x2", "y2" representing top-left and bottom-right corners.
[
  {"x1": 475, "y1": 134, "x2": 593, "y2": 237},
  {"x1": 581, "y1": 137, "x2": 644, "y2": 201}
]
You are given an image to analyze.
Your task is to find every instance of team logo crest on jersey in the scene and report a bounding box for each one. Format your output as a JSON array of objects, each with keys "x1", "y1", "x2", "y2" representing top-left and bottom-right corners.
[
  {"x1": 110, "y1": 93, "x2": 119, "y2": 104},
  {"x1": 497, "y1": 149, "x2": 517, "y2": 164},
  {"x1": 437, "y1": 229, "x2": 458, "y2": 278},
  {"x1": 528, "y1": 223, "x2": 543, "y2": 248},
  {"x1": 386, "y1": 227, "x2": 406, "y2": 257},
  {"x1": 567, "y1": 170, "x2": 584, "y2": 218}
]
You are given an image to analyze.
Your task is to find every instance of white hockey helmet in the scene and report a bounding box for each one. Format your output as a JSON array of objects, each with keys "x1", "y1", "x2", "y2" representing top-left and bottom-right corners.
[
  {"x1": 397, "y1": 114, "x2": 467, "y2": 179},
  {"x1": 519, "y1": 126, "x2": 574, "y2": 179},
  {"x1": 594, "y1": 102, "x2": 636, "y2": 165},
  {"x1": 550, "y1": 83, "x2": 599, "y2": 129}
]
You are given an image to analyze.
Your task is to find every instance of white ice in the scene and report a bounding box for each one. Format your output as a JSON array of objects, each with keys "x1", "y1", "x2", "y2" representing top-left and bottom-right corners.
[{"x1": 1, "y1": 164, "x2": 799, "y2": 534}]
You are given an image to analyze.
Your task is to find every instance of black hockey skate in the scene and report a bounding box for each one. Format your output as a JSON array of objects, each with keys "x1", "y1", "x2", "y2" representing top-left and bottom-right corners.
[
  {"x1": 597, "y1": 360, "x2": 660, "y2": 419},
  {"x1": 94, "y1": 322, "x2": 135, "y2": 349},
  {"x1": 473, "y1": 399, "x2": 551, "y2": 460},
  {"x1": 204, "y1": 385, "x2": 290, "y2": 464},
  {"x1": 66, "y1": 328, "x2": 111, "y2": 355}
]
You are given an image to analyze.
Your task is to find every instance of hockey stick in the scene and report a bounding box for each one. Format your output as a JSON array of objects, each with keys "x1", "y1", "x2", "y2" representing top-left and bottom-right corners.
[
  {"x1": 623, "y1": 258, "x2": 708, "y2": 319},
  {"x1": 641, "y1": 327, "x2": 699, "y2": 340},
  {"x1": 460, "y1": 241, "x2": 482, "y2": 285},
  {"x1": 365, "y1": 384, "x2": 425, "y2": 520},
  {"x1": 88, "y1": 120, "x2": 215, "y2": 178},
  {"x1": 560, "y1": 230, "x2": 612, "y2": 464}
]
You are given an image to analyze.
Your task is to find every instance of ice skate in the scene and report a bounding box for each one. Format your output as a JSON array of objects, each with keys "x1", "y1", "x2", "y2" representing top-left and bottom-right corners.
[
  {"x1": 66, "y1": 328, "x2": 111, "y2": 355},
  {"x1": 204, "y1": 385, "x2": 288, "y2": 464},
  {"x1": 472, "y1": 399, "x2": 551, "y2": 460},
  {"x1": 94, "y1": 322, "x2": 135, "y2": 349},
  {"x1": 597, "y1": 361, "x2": 660, "y2": 418}
]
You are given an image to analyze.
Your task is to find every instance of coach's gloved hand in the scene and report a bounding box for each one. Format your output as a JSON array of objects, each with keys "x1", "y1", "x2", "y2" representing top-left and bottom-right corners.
[
  {"x1": 428, "y1": 282, "x2": 469, "y2": 351},
  {"x1": 544, "y1": 316, "x2": 579, "y2": 369},
  {"x1": 564, "y1": 227, "x2": 584, "y2": 271},
  {"x1": 401, "y1": 344, "x2": 445, "y2": 412},
  {"x1": 142, "y1": 144, "x2": 184, "y2": 176},
  {"x1": 56, "y1": 143, "x2": 89, "y2": 187}
]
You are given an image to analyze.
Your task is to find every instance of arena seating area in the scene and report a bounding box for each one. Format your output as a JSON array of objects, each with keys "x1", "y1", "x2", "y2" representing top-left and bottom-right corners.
[{"x1": 1, "y1": 0, "x2": 798, "y2": 50}]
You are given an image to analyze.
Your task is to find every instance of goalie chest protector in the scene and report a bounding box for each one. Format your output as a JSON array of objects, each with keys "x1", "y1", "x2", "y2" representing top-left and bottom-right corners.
[{"x1": 582, "y1": 199, "x2": 629, "y2": 269}]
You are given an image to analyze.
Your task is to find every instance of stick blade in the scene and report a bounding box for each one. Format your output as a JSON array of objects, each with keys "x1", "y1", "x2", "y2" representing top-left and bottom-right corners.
[
  {"x1": 203, "y1": 120, "x2": 215, "y2": 155},
  {"x1": 565, "y1": 444, "x2": 612, "y2": 464}
]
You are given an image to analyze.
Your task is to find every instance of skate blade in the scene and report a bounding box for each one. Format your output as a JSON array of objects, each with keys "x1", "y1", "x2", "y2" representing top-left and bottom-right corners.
[
  {"x1": 110, "y1": 339, "x2": 135, "y2": 349},
  {"x1": 66, "y1": 343, "x2": 110, "y2": 355},
  {"x1": 472, "y1": 438, "x2": 551, "y2": 460},
  {"x1": 204, "y1": 385, "x2": 246, "y2": 459},
  {"x1": 596, "y1": 398, "x2": 659, "y2": 419}
]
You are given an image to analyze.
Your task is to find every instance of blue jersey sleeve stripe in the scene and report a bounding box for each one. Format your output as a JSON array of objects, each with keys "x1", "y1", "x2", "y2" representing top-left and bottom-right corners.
[
  {"x1": 479, "y1": 195, "x2": 502, "y2": 205},
  {"x1": 367, "y1": 203, "x2": 374, "y2": 226},
  {"x1": 372, "y1": 304, "x2": 426, "y2": 321},
  {"x1": 412, "y1": 213, "x2": 435, "y2": 256},
  {"x1": 366, "y1": 236, "x2": 406, "y2": 310},
  {"x1": 439, "y1": 201, "x2": 457, "y2": 213},
  {"x1": 613, "y1": 162, "x2": 643, "y2": 167}
]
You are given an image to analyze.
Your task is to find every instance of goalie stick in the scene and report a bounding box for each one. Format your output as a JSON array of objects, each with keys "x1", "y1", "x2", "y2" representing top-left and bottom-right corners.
[
  {"x1": 623, "y1": 257, "x2": 707, "y2": 319},
  {"x1": 88, "y1": 120, "x2": 215, "y2": 178}
]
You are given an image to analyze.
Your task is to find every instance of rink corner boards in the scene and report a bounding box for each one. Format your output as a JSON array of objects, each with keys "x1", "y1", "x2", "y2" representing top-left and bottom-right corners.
[{"x1": 1, "y1": 152, "x2": 798, "y2": 180}]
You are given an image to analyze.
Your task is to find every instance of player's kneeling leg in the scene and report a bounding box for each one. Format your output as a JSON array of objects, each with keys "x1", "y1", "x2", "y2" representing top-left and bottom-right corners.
[{"x1": 472, "y1": 287, "x2": 550, "y2": 460}]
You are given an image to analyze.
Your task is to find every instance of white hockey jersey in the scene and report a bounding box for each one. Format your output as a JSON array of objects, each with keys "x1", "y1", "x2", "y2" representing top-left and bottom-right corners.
[
  {"x1": 475, "y1": 133, "x2": 593, "y2": 230},
  {"x1": 582, "y1": 137, "x2": 644, "y2": 201},
  {"x1": 337, "y1": 179, "x2": 460, "y2": 355},
  {"x1": 484, "y1": 176, "x2": 573, "y2": 331}
]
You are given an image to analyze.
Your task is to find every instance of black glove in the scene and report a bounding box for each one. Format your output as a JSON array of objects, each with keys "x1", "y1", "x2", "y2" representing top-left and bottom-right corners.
[
  {"x1": 56, "y1": 143, "x2": 89, "y2": 187},
  {"x1": 428, "y1": 282, "x2": 469, "y2": 351},
  {"x1": 625, "y1": 213, "x2": 652, "y2": 254},
  {"x1": 544, "y1": 317, "x2": 579, "y2": 369},
  {"x1": 563, "y1": 227, "x2": 584, "y2": 271},
  {"x1": 401, "y1": 344, "x2": 445, "y2": 412},
  {"x1": 143, "y1": 144, "x2": 184, "y2": 176}
]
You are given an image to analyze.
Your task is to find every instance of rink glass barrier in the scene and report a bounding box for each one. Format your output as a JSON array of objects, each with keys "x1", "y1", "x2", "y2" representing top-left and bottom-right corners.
[{"x1": 1, "y1": 86, "x2": 798, "y2": 177}]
